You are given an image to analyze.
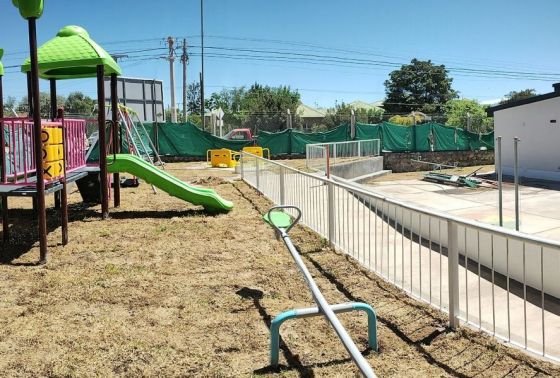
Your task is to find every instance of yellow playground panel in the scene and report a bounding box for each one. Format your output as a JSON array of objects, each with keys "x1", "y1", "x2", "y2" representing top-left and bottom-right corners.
[
  {"x1": 207, "y1": 148, "x2": 240, "y2": 168},
  {"x1": 242, "y1": 146, "x2": 270, "y2": 159}
]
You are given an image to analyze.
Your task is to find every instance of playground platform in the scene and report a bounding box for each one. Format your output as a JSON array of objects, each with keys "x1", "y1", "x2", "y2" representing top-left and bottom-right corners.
[{"x1": 0, "y1": 170, "x2": 88, "y2": 197}]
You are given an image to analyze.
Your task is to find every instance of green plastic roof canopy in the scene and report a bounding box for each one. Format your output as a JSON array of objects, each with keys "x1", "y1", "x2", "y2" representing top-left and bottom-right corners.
[
  {"x1": 21, "y1": 25, "x2": 121, "y2": 80},
  {"x1": 12, "y1": 0, "x2": 44, "y2": 19},
  {"x1": 0, "y1": 49, "x2": 4, "y2": 76}
]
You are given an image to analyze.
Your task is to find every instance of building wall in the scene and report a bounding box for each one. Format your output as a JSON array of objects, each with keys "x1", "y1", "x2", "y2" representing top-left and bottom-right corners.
[{"x1": 494, "y1": 96, "x2": 560, "y2": 181}]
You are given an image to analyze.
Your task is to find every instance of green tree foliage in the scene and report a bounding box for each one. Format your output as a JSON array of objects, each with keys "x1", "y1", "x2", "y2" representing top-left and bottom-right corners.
[
  {"x1": 17, "y1": 92, "x2": 65, "y2": 118},
  {"x1": 384, "y1": 58, "x2": 457, "y2": 114},
  {"x1": 444, "y1": 99, "x2": 493, "y2": 131},
  {"x1": 321, "y1": 102, "x2": 384, "y2": 129},
  {"x1": 240, "y1": 84, "x2": 301, "y2": 132},
  {"x1": 499, "y1": 89, "x2": 536, "y2": 105},
  {"x1": 187, "y1": 82, "x2": 202, "y2": 114},
  {"x1": 2, "y1": 96, "x2": 17, "y2": 113},
  {"x1": 387, "y1": 114, "x2": 423, "y2": 126},
  {"x1": 64, "y1": 91, "x2": 95, "y2": 115}
]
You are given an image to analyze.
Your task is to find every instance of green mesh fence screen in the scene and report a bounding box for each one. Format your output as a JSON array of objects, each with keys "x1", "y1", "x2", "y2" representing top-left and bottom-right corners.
[{"x1": 87, "y1": 121, "x2": 493, "y2": 161}]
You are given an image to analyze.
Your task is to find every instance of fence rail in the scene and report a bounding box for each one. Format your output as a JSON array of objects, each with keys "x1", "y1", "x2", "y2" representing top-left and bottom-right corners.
[
  {"x1": 240, "y1": 151, "x2": 560, "y2": 362},
  {"x1": 0, "y1": 118, "x2": 87, "y2": 185},
  {"x1": 306, "y1": 139, "x2": 381, "y2": 173}
]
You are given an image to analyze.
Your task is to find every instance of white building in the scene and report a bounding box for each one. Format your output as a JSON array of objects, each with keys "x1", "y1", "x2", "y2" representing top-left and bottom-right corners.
[{"x1": 487, "y1": 83, "x2": 560, "y2": 181}]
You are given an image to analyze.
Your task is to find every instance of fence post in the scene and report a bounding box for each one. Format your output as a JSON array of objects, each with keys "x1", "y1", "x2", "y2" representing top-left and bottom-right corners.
[
  {"x1": 240, "y1": 151, "x2": 245, "y2": 179},
  {"x1": 357, "y1": 140, "x2": 361, "y2": 157},
  {"x1": 279, "y1": 166, "x2": 286, "y2": 205},
  {"x1": 255, "y1": 156, "x2": 260, "y2": 192},
  {"x1": 447, "y1": 220, "x2": 460, "y2": 329},
  {"x1": 327, "y1": 182, "x2": 335, "y2": 247},
  {"x1": 350, "y1": 109, "x2": 356, "y2": 140}
]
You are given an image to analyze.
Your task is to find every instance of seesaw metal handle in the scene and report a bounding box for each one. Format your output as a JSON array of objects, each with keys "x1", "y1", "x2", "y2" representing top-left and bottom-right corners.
[{"x1": 266, "y1": 205, "x2": 302, "y2": 234}]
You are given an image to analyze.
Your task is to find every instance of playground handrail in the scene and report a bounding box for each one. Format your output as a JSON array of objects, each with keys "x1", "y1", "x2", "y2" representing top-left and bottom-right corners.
[{"x1": 265, "y1": 206, "x2": 377, "y2": 378}]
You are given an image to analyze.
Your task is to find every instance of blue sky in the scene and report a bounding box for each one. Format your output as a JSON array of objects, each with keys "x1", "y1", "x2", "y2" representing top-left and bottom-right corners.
[{"x1": 2, "y1": 0, "x2": 560, "y2": 110}]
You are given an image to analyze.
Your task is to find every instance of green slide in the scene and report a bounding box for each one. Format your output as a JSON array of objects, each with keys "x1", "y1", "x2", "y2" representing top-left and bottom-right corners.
[{"x1": 107, "y1": 154, "x2": 233, "y2": 213}]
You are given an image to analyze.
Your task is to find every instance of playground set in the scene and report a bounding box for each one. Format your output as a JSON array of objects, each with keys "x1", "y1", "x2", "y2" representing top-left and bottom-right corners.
[
  {"x1": 1, "y1": 2, "x2": 233, "y2": 264},
  {"x1": 2, "y1": 3, "x2": 378, "y2": 374}
]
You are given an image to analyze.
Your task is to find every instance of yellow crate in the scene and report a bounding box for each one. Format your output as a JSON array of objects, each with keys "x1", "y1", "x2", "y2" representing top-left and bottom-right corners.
[
  {"x1": 207, "y1": 148, "x2": 240, "y2": 168},
  {"x1": 242, "y1": 146, "x2": 270, "y2": 159}
]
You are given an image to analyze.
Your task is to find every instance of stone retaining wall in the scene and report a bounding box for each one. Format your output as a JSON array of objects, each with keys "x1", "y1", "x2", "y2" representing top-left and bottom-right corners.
[{"x1": 382, "y1": 150, "x2": 494, "y2": 173}]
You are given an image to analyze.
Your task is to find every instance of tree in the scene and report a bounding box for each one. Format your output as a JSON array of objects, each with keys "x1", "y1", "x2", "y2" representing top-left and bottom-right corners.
[
  {"x1": 444, "y1": 99, "x2": 493, "y2": 131},
  {"x1": 64, "y1": 92, "x2": 95, "y2": 115},
  {"x1": 187, "y1": 82, "x2": 202, "y2": 114},
  {"x1": 321, "y1": 102, "x2": 384, "y2": 129},
  {"x1": 240, "y1": 84, "x2": 301, "y2": 132},
  {"x1": 17, "y1": 92, "x2": 65, "y2": 118},
  {"x1": 3, "y1": 96, "x2": 17, "y2": 114},
  {"x1": 384, "y1": 58, "x2": 457, "y2": 114},
  {"x1": 499, "y1": 89, "x2": 536, "y2": 105},
  {"x1": 387, "y1": 114, "x2": 424, "y2": 126}
]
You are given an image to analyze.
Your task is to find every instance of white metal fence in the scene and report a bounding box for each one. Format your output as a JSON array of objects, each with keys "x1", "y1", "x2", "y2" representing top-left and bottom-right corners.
[
  {"x1": 306, "y1": 139, "x2": 381, "y2": 173},
  {"x1": 241, "y1": 152, "x2": 560, "y2": 362}
]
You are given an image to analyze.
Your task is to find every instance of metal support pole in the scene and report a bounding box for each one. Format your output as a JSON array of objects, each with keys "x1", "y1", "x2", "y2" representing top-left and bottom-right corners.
[
  {"x1": 97, "y1": 65, "x2": 109, "y2": 219},
  {"x1": 270, "y1": 302, "x2": 378, "y2": 367},
  {"x1": 51, "y1": 79, "x2": 61, "y2": 210},
  {"x1": 514, "y1": 137, "x2": 520, "y2": 231},
  {"x1": 110, "y1": 73, "x2": 120, "y2": 207},
  {"x1": 28, "y1": 18, "x2": 48, "y2": 263},
  {"x1": 26, "y1": 71, "x2": 33, "y2": 116},
  {"x1": 496, "y1": 136, "x2": 503, "y2": 227},
  {"x1": 0, "y1": 74, "x2": 8, "y2": 244},
  {"x1": 279, "y1": 166, "x2": 285, "y2": 205},
  {"x1": 60, "y1": 108, "x2": 68, "y2": 246},
  {"x1": 350, "y1": 109, "x2": 356, "y2": 140},
  {"x1": 255, "y1": 157, "x2": 260, "y2": 191},
  {"x1": 447, "y1": 220, "x2": 460, "y2": 329},
  {"x1": 327, "y1": 182, "x2": 335, "y2": 246},
  {"x1": 167, "y1": 37, "x2": 177, "y2": 123},
  {"x1": 200, "y1": 0, "x2": 205, "y2": 130},
  {"x1": 182, "y1": 39, "x2": 188, "y2": 122},
  {"x1": 240, "y1": 152, "x2": 245, "y2": 179}
]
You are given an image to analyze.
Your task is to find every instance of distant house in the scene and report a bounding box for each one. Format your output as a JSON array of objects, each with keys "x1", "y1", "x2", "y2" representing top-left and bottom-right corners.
[
  {"x1": 487, "y1": 83, "x2": 560, "y2": 181},
  {"x1": 297, "y1": 104, "x2": 326, "y2": 129},
  {"x1": 348, "y1": 100, "x2": 384, "y2": 112}
]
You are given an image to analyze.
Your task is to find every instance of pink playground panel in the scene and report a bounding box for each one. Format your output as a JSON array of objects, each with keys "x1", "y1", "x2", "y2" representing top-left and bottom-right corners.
[{"x1": 0, "y1": 118, "x2": 87, "y2": 185}]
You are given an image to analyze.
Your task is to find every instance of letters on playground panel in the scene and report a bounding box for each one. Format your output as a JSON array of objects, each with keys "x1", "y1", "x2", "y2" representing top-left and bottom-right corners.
[{"x1": 41, "y1": 124, "x2": 64, "y2": 181}]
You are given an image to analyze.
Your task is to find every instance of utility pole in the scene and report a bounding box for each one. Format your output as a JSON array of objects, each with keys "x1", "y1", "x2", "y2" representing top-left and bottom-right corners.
[
  {"x1": 200, "y1": 0, "x2": 205, "y2": 130},
  {"x1": 167, "y1": 36, "x2": 177, "y2": 123},
  {"x1": 181, "y1": 39, "x2": 188, "y2": 123}
]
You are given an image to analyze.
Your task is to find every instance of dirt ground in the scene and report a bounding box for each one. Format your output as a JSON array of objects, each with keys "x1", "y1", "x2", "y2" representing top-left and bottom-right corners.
[{"x1": 0, "y1": 162, "x2": 559, "y2": 377}]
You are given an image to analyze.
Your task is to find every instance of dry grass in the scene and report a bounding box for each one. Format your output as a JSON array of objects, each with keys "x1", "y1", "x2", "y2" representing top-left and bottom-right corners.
[{"x1": 0, "y1": 162, "x2": 557, "y2": 377}]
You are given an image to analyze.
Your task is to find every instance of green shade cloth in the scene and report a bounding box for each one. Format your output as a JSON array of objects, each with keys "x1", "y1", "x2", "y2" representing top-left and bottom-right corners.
[
  {"x1": 21, "y1": 25, "x2": 121, "y2": 80},
  {"x1": 257, "y1": 129, "x2": 291, "y2": 156},
  {"x1": 290, "y1": 124, "x2": 349, "y2": 154},
  {"x1": 87, "y1": 121, "x2": 493, "y2": 161}
]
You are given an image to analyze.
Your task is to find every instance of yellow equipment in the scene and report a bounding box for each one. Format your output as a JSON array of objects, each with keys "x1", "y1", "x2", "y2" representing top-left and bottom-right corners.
[
  {"x1": 242, "y1": 146, "x2": 270, "y2": 159},
  {"x1": 41, "y1": 125, "x2": 65, "y2": 180},
  {"x1": 207, "y1": 148, "x2": 240, "y2": 168}
]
